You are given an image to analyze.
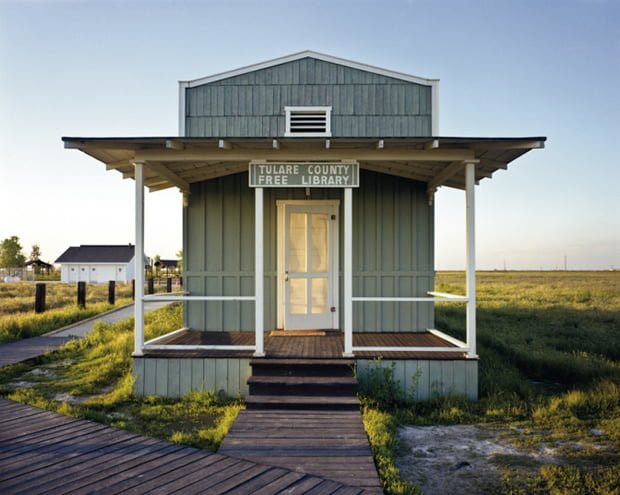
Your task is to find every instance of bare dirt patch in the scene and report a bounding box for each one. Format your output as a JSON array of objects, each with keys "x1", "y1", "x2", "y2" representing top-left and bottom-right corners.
[{"x1": 396, "y1": 425, "x2": 562, "y2": 494}]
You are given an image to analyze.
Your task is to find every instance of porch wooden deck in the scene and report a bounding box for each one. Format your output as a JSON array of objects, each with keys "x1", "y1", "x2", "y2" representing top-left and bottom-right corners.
[
  {"x1": 0, "y1": 398, "x2": 373, "y2": 494},
  {"x1": 145, "y1": 329, "x2": 467, "y2": 359}
]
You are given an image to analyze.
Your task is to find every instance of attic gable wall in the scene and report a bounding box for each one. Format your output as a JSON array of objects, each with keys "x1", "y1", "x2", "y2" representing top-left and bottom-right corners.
[{"x1": 185, "y1": 58, "x2": 433, "y2": 137}]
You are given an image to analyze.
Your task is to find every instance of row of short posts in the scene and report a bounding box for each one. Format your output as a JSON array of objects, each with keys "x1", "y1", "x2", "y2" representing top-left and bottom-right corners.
[{"x1": 34, "y1": 277, "x2": 182, "y2": 313}]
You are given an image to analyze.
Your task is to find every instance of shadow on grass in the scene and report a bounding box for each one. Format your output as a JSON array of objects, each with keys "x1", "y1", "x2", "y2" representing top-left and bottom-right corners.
[{"x1": 437, "y1": 304, "x2": 620, "y2": 392}]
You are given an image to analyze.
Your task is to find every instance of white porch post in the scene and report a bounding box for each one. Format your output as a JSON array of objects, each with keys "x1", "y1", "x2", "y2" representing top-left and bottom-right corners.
[
  {"x1": 254, "y1": 187, "x2": 265, "y2": 357},
  {"x1": 133, "y1": 160, "x2": 145, "y2": 356},
  {"x1": 343, "y1": 187, "x2": 354, "y2": 357},
  {"x1": 465, "y1": 161, "x2": 477, "y2": 358}
]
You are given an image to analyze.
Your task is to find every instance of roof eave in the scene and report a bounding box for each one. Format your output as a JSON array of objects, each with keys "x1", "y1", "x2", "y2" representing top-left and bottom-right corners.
[{"x1": 179, "y1": 50, "x2": 439, "y2": 88}]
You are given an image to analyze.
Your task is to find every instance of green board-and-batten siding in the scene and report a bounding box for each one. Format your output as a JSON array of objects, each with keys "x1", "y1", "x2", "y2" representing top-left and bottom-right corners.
[
  {"x1": 356, "y1": 359, "x2": 478, "y2": 400},
  {"x1": 185, "y1": 57, "x2": 433, "y2": 138},
  {"x1": 132, "y1": 357, "x2": 477, "y2": 400},
  {"x1": 183, "y1": 170, "x2": 434, "y2": 333},
  {"x1": 133, "y1": 357, "x2": 251, "y2": 397}
]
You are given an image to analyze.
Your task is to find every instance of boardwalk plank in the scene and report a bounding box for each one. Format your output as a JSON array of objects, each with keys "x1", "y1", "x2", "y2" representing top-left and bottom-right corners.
[
  {"x1": 223, "y1": 467, "x2": 290, "y2": 495},
  {"x1": 250, "y1": 472, "x2": 308, "y2": 495},
  {"x1": 1, "y1": 430, "x2": 145, "y2": 489},
  {"x1": 129, "y1": 456, "x2": 235, "y2": 495},
  {"x1": 220, "y1": 407, "x2": 381, "y2": 491},
  {"x1": 41, "y1": 440, "x2": 178, "y2": 495},
  {"x1": 68, "y1": 443, "x2": 191, "y2": 494},
  {"x1": 146, "y1": 456, "x2": 240, "y2": 494},
  {"x1": 0, "y1": 421, "x2": 104, "y2": 458},
  {"x1": 0, "y1": 398, "x2": 376, "y2": 495},
  {"x1": 171, "y1": 460, "x2": 257, "y2": 495},
  {"x1": 0, "y1": 423, "x2": 115, "y2": 477},
  {"x1": 206, "y1": 464, "x2": 275, "y2": 495},
  {"x1": 91, "y1": 450, "x2": 225, "y2": 495}
]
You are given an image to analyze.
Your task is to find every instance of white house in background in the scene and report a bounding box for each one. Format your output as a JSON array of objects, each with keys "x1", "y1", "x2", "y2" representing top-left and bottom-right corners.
[{"x1": 55, "y1": 244, "x2": 143, "y2": 283}]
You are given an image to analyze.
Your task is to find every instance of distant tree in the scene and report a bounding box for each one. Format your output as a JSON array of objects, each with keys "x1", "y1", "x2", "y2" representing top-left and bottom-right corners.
[
  {"x1": 176, "y1": 250, "x2": 183, "y2": 273},
  {"x1": 0, "y1": 236, "x2": 26, "y2": 268},
  {"x1": 29, "y1": 244, "x2": 42, "y2": 262},
  {"x1": 153, "y1": 254, "x2": 161, "y2": 277}
]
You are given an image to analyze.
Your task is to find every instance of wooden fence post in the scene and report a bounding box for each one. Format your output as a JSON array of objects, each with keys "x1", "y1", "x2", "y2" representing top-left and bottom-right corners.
[
  {"x1": 108, "y1": 281, "x2": 115, "y2": 305},
  {"x1": 35, "y1": 283, "x2": 46, "y2": 313},
  {"x1": 77, "y1": 281, "x2": 86, "y2": 308},
  {"x1": 147, "y1": 278, "x2": 154, "y2": 295},
  {"x1": 131, "y1": 279, "x2": 135, "y2": 300},
  {"x1": 166, "y1": 277, "x2": 172, "y2": 293}
]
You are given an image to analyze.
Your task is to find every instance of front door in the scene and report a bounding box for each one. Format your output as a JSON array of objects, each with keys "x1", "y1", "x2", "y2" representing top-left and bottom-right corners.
[{"x1": 279, "y1": 201, "x2": 339, "y2": 330}]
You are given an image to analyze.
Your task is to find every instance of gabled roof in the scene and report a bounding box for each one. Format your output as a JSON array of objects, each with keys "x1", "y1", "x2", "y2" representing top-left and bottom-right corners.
[
  {"x1": 180, "y1": 50, "x2": 439, "y2": 88},
  {"x1": 24, "y1": 259, "x2": 53, "y2": 269},
  {"x1": 55, "y1": 245, "x2": 135, "y2": 264}
]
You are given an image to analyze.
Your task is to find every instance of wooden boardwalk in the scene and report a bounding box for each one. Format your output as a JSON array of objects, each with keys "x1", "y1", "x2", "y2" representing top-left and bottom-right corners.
[
  {"x1": 0, "y1": 301, "x2": 170, "y2": 368},
  {"x1": 0, "y1": 398, "x2": 374, "y2": 494},
  {"x1": 0, "y1": 336, "x2": 74, "y2": 368},
  {"x1": 219, "y1": 409, "x2": 383, "y2": 493}
]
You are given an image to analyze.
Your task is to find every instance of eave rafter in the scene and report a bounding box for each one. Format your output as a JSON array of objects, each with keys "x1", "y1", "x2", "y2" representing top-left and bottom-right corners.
[
  {"x1": 130, "y1": 160, "x2": 190, "y2": 193},
  {"x1": 427, "y1": 159, "x2": 480, "y2": 195},
  {"x1": 133, "y1": 147, "x2": 476, "y2": 163}
]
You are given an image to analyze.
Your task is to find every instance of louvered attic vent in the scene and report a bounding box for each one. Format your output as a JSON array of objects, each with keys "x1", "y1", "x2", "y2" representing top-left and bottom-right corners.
[{"x1": 284, "y1": 106, "x2": 332, "y2": 137}]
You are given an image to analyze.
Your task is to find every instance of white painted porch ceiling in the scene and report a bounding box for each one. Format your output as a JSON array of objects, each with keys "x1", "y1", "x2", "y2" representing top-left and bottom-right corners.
[{"x1": 63, "y1": 137, "x2": 545, "y2": 194}]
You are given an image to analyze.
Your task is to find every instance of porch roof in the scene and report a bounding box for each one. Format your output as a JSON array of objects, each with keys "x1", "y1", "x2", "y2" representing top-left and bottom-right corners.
[{"x1": 62, "y1": 136, "x2": 546, "y2": 194}]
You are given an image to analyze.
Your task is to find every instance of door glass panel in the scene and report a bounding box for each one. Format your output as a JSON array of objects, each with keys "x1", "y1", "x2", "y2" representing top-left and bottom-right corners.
[
  {"x1": 289, "y1": 279, "x2": 307, "y2": 314},
  {"x1": 311, "y1": 278, "x2": 328, "y2": 314},
  {"x1": 289, "y1": 213, "x2": 307, "y2": 273},
  {"x1": 311, "y1": 214, "x2": 328, "y2": 272}
]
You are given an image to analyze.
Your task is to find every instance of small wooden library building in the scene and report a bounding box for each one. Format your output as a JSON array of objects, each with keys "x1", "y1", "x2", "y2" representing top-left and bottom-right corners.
[{"x1": 64, "y1": 51, "x2": 545, "y2": 401}]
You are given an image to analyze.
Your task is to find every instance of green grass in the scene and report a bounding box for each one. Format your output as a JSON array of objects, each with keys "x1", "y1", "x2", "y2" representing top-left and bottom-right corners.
[
  {"x1": 0, "y1": 303, "x2": 242, "y2": 452},
  {"x1": 360, "y1": 271, "x2": 620, "y2": 495},
  {"x1": 0, "y1": 281, "x2": 135, "y2": 343}
]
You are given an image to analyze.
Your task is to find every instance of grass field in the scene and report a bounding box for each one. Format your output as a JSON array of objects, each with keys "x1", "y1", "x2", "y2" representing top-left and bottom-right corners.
[
  {"x1": 361, "y1": 271, "x2": 620, "y2": 494},
  {"x1": 0, "y1": 282, "x2": 135, "y2": 343},
  {"x1": 0, "y1": 303, "x2": 242, "y2": 452},
  {"x1": 0, "y1": 272, "x2": 618, "y2": 493}
]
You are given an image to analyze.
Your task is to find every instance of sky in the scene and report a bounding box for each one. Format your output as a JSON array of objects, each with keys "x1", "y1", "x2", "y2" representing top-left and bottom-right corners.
[{"x1": 0, "y1": 0, "x2": 618, "y2": 270}]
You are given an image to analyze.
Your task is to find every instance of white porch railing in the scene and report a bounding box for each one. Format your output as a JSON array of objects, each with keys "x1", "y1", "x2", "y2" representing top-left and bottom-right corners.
[
  {"x1": 142, "y1": 294, "x2": 258, "y2": 352},
  {"x1": 350, "y1": 291, "x2": 470, "y2": 354}
]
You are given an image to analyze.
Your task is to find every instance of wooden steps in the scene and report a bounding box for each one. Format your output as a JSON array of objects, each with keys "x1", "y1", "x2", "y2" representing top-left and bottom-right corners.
[{"x1": 246, "y1": 358, "x2": 360, "y2": 410}]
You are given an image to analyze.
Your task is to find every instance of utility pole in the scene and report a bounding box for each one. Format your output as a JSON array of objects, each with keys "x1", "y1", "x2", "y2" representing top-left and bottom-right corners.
[{"x1": 564, "y1": 255, "x2": 567, "y2": 271}]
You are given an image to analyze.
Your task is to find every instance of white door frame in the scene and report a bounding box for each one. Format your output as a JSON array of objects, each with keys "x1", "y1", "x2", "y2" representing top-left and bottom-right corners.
[{"x1": 276, "y1": 199, "x2": 340, "y2": 330}]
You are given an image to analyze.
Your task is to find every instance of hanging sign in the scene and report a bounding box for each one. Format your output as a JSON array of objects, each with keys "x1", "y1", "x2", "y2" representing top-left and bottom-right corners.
[{"x1": 249, "y1": 161, "x2": 359, "y2": 188}]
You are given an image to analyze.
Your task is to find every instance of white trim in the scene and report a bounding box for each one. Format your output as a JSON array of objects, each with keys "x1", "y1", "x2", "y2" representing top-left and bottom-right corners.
[
  {"x1": 353, "y1": 296, "x2": 467, "y2": 302},
  {"x1": 431, "y1": 81, "x2": 440, "y2": 135},
  {"x1": 178, "y1": 81, "x2": 188, "y2": 136},
  {"x1": 427, "y1": 291, "x2": 468, "y2": 301},
  {"x1": 352, "y1": 346, "x2": 468, "y2": 353},
  {"x1": 343, "y1": 187, "x2": 353, "y2": 357},
  {"x1": 428, "y1": 328, "x2": 468, "y2": 348},
  {"x1": 133, "y1": 161, "x2": 145, "y2": 357},
  {"x1": 143, "y1": 295, "x2": 255, "y2": 302},
  {"x1": 144, "y1": 327, "x2": 188, "y2": 346},
  {"x1": 284, "y1": 106, "x2": 332, "y2": 138},
  {"x1": 144, "y1": 345, "x2": 256, "y2": 351},
  {"x1": 276, "y1": 200, "x2": 340, "y2": 330},
  {"x1": 465, "y1": 161, "x2": 477, "y2": 358},
  {"x1": 181, "y1": 51, "x2": 439, "y2": 88},
  {"x1": 254, "y1": 187, "x2": 265, "y2": 357}
]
